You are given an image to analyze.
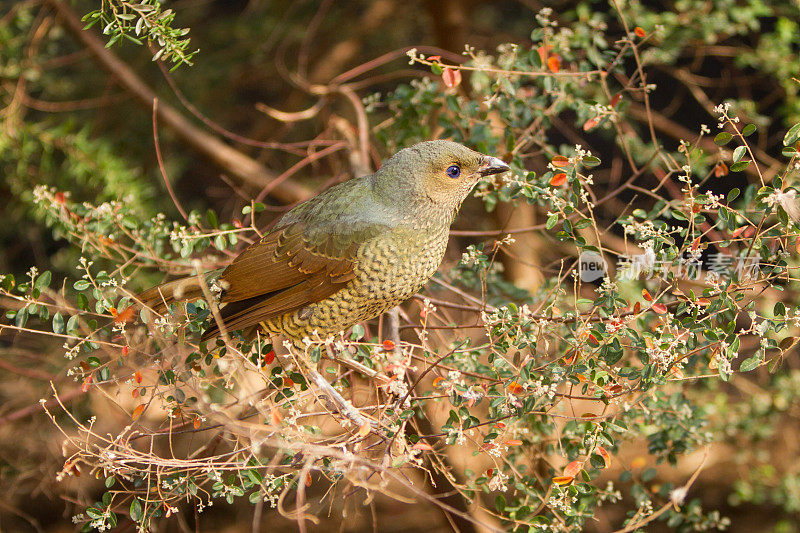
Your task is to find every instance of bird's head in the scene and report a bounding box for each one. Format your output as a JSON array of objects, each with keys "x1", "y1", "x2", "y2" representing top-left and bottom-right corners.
[{"x1": 376, "y1": 140, "x2": 510, "y2": 216}]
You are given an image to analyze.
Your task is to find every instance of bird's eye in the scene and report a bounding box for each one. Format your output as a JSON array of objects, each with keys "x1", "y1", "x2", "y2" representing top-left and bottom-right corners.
[{"x1": 446, "y1": 165, "x2": 461, "y2": 178}]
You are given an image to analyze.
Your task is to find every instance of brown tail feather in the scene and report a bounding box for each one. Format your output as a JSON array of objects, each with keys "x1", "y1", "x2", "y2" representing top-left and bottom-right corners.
[{"x1": 137, "y1": 269, "x2": 223, "y2": 313}]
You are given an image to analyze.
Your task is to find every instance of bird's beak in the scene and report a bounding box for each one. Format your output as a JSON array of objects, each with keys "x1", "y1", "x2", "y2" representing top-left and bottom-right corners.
[{"x1": 478, "y1": 156, "x2": 511, "y2": 176}]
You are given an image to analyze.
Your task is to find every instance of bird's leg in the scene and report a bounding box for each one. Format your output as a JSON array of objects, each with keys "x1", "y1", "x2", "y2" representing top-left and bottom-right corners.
[
  {"x1": 384, "y1": 307, "x2": 410, "y2": 412},
  {"x1": 386, "y1": 307, "x2": 403, "y2": 358}
]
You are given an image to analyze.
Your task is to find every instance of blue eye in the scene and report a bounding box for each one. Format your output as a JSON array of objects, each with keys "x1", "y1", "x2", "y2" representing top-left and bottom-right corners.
[{"x1": 446, "y1": 165, "x2": 461, "y2": 178}]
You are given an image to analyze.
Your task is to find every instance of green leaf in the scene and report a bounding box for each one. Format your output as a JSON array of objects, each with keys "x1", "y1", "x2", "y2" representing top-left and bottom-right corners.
[
  {"x1": 742, "y1": 124, "x2": 757, "y2": 137},
  {"x1": 732, "y1": 146, "x2": 746, "y2": 163},
  {"x1": 351, "y1": 324, "x2": 365, "y2": 340},
  {"x1": 130, "y1": 499, "x2": 143, "y2": 522},
  {"x1": 206, "y1": 209, "x2": 218, "y2": 227},
  {"x1": 546, "y1": 213, "x2": 559, "y2": 230},
  {"x1": 15, "y1": 307, "x2": 28, "y2": 328},
  {"x1": 122, "y1": 34, "x2": 143, "y2": 45},
  {"x1": 739, "y1": 355, "x2": 761, "y2": 372},
  {"x1": 783, "y1": 122, "x2": 800, "y2": 146},
  {"x1": 66, "y1": 314, "x2": 79, "y2": 333},
  {"x1": 583, "y1": 155, "x2": 601, "y2": 168},
  {"x1": 505, "y1": 133, "x2": 515, "y2": 153},
  {"x1": 714, "y1": 132, "x2": 732, "y2": 145},
  {"x1": 730, "y1": 161, "x2": 750, "y2": 172},
  {"x1": 603, "y1": 347, "x2": 623, "y2": 365},
  {"x1": 34, "y1": 270, "x2": 52, "y2": 290},
  {"x1": 727, "y1": 188, "x2": 740, "y2": 202},
  {"x1": 495, "y1": 494, "x2": 506, "y2": 512},
  {"x1": 52, "y1": 312, "x2": 64, "y2": 334},
  {"x1": 641, "y1": 468, "x2": 657, "y2": 482},
  {"x1": 73, "y1": 280, "x2": 90, "y2": 291}
]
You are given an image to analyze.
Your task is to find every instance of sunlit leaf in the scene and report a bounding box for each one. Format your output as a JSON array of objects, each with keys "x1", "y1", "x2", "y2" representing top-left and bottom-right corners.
[
  {"x1": 714, "y1": 132, "x2": 732, "y2": 145},
  {"x1": 81, "y1": 374, "x2": 93, "y2": 393},
  {"x1": 131, "y1": 404, "x2": 145, "y2": 420},
  {"x1": 583, "y1": 117, "x2": 600, "y2": 131},
  {"x1": 113, "y1": 306, "x2": 134, "y2": 324},
  {"x1": 442, "y1": 67, "x2": 462, "y2": 88},
  {"x1": 597, "y1": 446, "x2": 611, "y2": 468},
  {"x1": 783, "y1": 122, "x2": 800, "y2": 146},
  {"x1": 507, "y1": 381, "x2": 524, "y2": 394},
  {"x1": 732, "y1": 145, "x2": 747, "y2": 163},
  {"x1": 563, "y1": 460, "x2": 582, "y2": 478}
]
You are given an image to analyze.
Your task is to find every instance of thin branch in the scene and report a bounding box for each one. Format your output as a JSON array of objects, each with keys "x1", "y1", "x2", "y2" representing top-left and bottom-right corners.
[{"x1": 153, "y1": 98, "x2": 189, "y2": 222}]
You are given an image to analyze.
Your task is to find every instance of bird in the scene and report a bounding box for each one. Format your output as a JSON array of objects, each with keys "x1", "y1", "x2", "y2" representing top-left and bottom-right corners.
[{"x1": 139, "y1": 140, "x2": 510, "y2": 347}]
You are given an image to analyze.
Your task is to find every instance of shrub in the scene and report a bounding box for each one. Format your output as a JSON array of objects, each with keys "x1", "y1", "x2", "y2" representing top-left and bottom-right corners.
[{"x1": 3, "y1": 1, "x2": 800, "y2": 531}]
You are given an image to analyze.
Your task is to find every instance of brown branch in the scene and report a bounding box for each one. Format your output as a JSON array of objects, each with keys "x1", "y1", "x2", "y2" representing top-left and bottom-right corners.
[
  {"x1": 0, "y1": 356, "x2": 55, "y2": 381},
  {"x1": 613, "y1": 448, "x2": 710, "y2": 533},
  {"x1": 153, "y1": 98, "x2": 189, "y2": 222},
  {"x1": 0, "y1": 386, "x2": 83, "y2": 427}
]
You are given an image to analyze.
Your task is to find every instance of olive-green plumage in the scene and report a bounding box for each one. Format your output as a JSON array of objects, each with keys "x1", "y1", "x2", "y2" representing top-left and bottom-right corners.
[{"x1": 140, "y1": 140, "x2": 509, "y2": 343}]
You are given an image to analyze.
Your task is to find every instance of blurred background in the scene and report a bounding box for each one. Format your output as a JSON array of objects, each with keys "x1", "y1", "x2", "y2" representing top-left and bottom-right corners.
[{"x1": 2, "y1": 0, "x2": 800, "y2": 531}]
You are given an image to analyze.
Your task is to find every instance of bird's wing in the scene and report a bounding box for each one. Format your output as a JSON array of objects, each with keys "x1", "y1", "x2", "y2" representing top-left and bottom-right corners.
[
  {"x1": 202, "y1": 217, "x2": 386, "y2": 339},
  {"x1": 219, "y1": 221, "x2": 357, "y2": 303}
]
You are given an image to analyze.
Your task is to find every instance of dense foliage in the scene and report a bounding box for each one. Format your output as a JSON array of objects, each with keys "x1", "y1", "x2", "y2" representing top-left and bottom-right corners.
[{"x1": 2, "y1": 1, "x2": 800, "y2": 532}]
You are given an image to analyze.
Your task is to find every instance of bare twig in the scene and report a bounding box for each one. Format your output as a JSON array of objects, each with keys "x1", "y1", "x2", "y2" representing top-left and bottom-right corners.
[
  {"x1": 613, "y1": 448, "x2": 710, "y2": 533},
  {"x1": 153, "y1": 98, "x2": 189, "y2": 222}
]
